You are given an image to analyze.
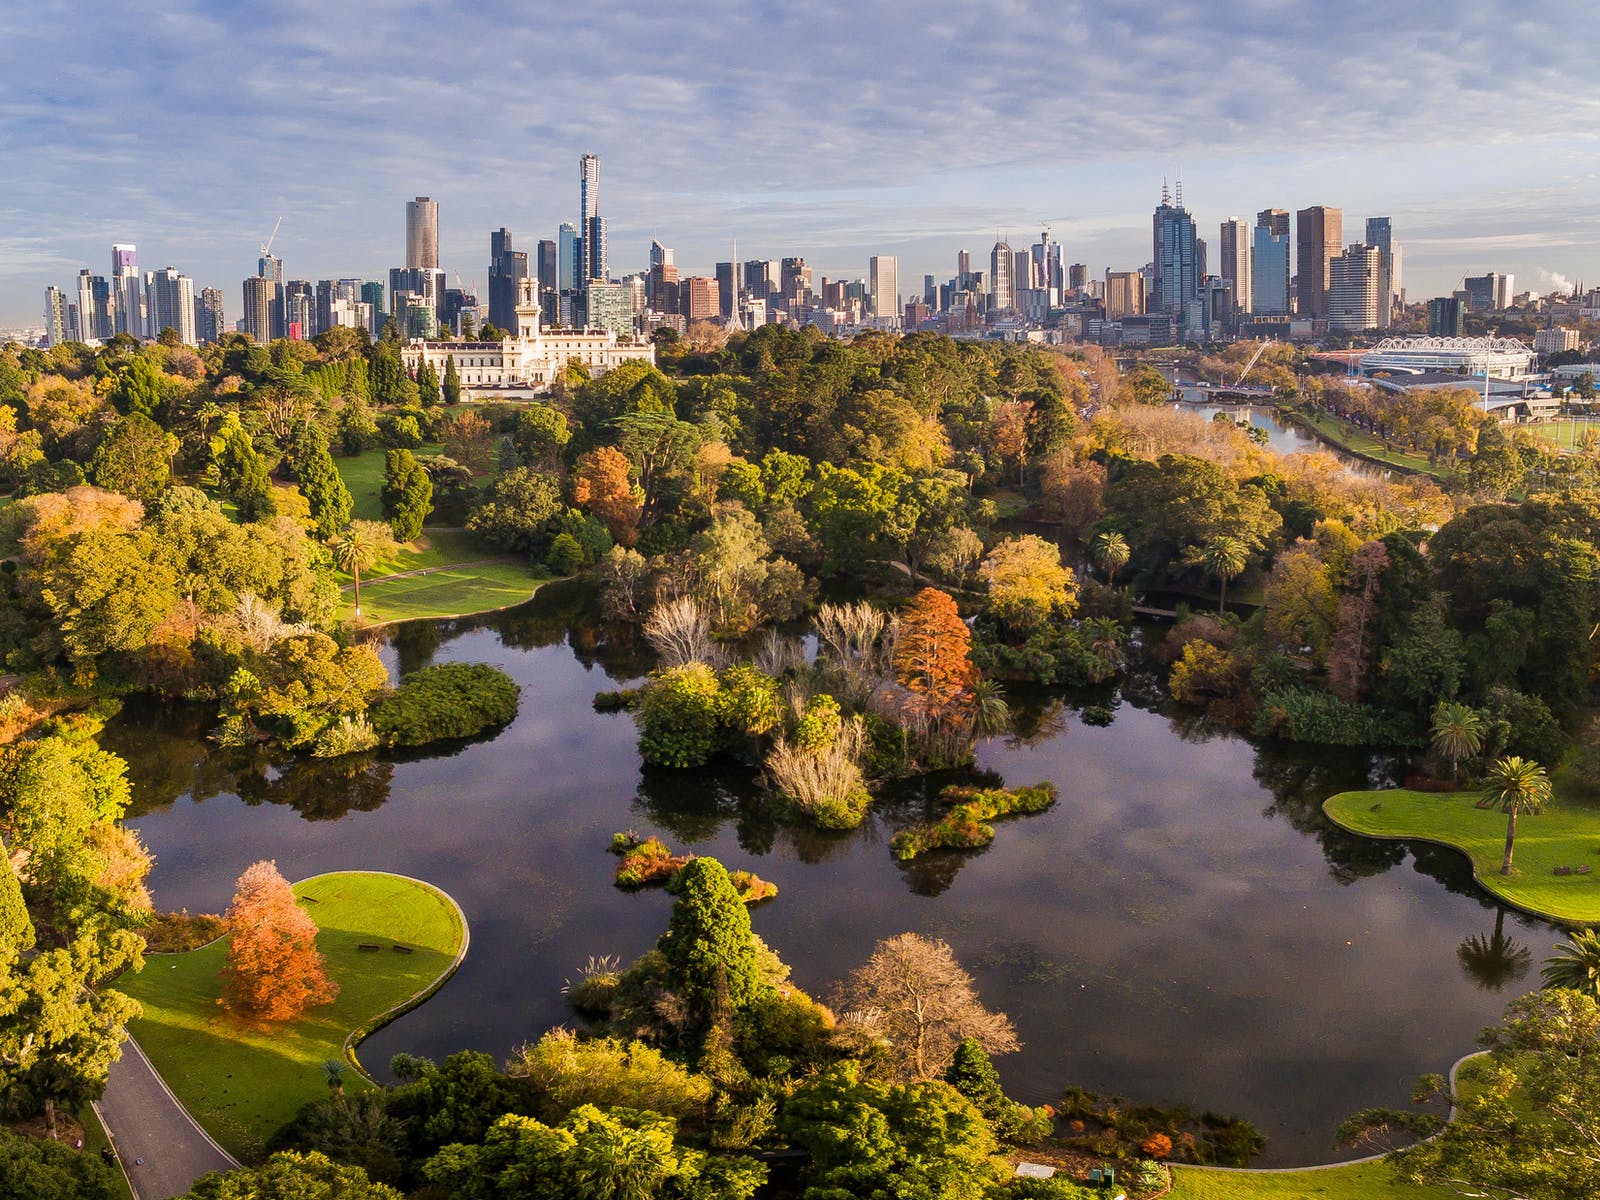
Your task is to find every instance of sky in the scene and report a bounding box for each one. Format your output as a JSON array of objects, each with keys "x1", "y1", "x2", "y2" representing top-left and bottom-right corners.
[{"x1": 3, "y1": 0, "x2": 1599, "y2": 327}]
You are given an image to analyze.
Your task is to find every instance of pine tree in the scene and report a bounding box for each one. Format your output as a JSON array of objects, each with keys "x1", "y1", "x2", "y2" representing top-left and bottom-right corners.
[
  {"x1": 442, "y1": 355, "x2": 462, "y2": 406},
  {"x1": 0, "y1": 850, "x2": 35, "y2": 954},
  {"x1": 416, "y1": 360, "x2": 441, "y2": 408},
  {"x1": 657, "y1": 857, "x2": 760, "y2": 1021},
  {"x1": 292, "y1": 426, "x2": 354, "y2": 539},
  {"x1": 219, "y1": 860, "x2": 338, "y2": 1021},
  {"x1": 381, "y1": 449, "x2": 433, "y2": 542}
]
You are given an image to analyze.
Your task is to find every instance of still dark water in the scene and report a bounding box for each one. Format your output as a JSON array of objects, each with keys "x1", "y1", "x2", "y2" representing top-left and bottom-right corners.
[{"x1": 106, "y1": 590, "x2": 1550, "y2": 1166}]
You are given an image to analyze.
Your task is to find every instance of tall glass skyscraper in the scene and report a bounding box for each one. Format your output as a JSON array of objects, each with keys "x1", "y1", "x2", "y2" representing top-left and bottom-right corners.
[
  {"x1": 1151, "y1": 185, "x2": 1199, "y2": 317},
  {"x1": 1251, "y1": 224, "x2": 1290, "y2": 315}
]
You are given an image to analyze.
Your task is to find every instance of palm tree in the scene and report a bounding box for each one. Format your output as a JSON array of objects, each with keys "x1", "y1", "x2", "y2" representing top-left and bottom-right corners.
[
  {"x1": 1091, "y1": 531, "x2": 1131, "y2": 588},
  {"x1": 329, "y1": 520, "x2": 397, "y2": 618},
  {"x1": 969, "y1": 678, "x2": 1011, "y2": 739},
  {"x1": 1541, "y1": 928, "x2": 1600, "y2": 1001},
  {"x1": 1430, "y1": 700, "x2": 1485, "y2": 782},
  {"x1": 1082, "y1": 616, "x2": 1127, "y2": 682},
  {"x1": 1480, "y1": 756, "x2": 1552, "y2": 876},
  {"x1": 1199, "y1": 535, "x2": 1249, "y2": 614},
  {"x1": 323, "y1": 1060, "x2": 345, "y2": 1095}
]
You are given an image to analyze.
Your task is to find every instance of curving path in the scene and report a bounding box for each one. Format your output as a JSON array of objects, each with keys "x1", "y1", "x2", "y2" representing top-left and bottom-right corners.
[{"x1": 95, "y1": 1035, "x2": 239, "y2": 1200}]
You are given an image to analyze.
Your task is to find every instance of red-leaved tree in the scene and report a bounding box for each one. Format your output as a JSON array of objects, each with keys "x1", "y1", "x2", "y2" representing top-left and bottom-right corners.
[{"x1": 218, "y1": 860, "x2": 338, "y2": 1021}]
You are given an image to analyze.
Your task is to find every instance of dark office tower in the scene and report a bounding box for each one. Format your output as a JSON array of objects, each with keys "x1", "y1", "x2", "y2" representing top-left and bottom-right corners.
[
  {"x1": 715, "y1": 262, "x2": 737, "y2": 320},
  {"x1": 537, "y1": 240, "x2": 557, "y2": 291},
  {"x1": 924, "y1": 274, "x2": 937, "y2": 308},
  {"x1": 1256, "y1": 208, "x2": 1290, "y2": 237},
  {"x1": 1427, "y1": 296, "x2": 1466, "y2": 337},
  {"x1": 196, "y1": 287, "x2": 225, "y2": 344},
  {"x1": 585, "y1": 215, "x2": 607, "y2": 283},
  {"x1": 407, "y1": 197, "x2": 439, "y2": 270},
  {"x1": 957, "y1": 249, "x2": 971, "y2": 287},
  {"x1": 1152, "y1": 182, "x2": 1199, "y2": 315},
  {"x1": 743, "y1": 260, "x2": 774, "y2": 302},
  {"x1": 315, "y1": 279, "x2": 336, "y2": 335},
  {"x1": 1069, "y1": 263, "x2": 1088, "y2": 291},
  {"x1": 489, "y1": 228, "x2": 527, "y2": 332},
  {"x1": 1294, "y1": 206, "x2": 1342, "y2": 318},
  {"x1": 360, "y1": 281, "x2": 386, "y2": 332}
]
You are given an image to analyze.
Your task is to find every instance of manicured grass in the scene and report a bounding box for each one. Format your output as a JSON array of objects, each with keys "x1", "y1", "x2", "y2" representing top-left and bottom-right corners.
[
  {"x1": 1289, "y1": 412, "x2": 1451, "y2": 479},
  {"x1": 345, "y1": 563, "x2": 552, "y2": 624},
  {"x1": 1527, "y1": 416, "x2": 1600, "y2": 453},
  {"x1": 1170, "y1": 1160, "x2": 1457, "y2": 1200},
  {"x1": 1323, "y1": 786, "x2": 1600, "y2": 923},
  {"x1": 333, "y1": 444, "x2": 445, "y2": 521},
  {"x1": 119, "y1": 871, "x2": 466, "y2": 1162}
]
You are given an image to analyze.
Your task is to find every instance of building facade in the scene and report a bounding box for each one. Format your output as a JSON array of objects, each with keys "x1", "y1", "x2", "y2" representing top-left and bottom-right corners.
[
  {"x1": 1251, "y1": 224, "x2": 1290, "y2": 315},
  {"x1": 1218, "y1": 218, "x2": 1251, "y2": 315},
  {"x1": 1104, "y1": 270, "x2": 1146, "y2": 319},
  {"x1": 1364, "y1": 217, "x2": 1399, "y2": 328},
  {"x1": 1327, "y1": 244, "x2": 1381, "y2": 332},
  {"x1": 406, "y1": 197, "x2": 439, "y2": 270},
  {"x1": 196, "y1": 287, "x2": 225, "y2": 344},
  {"x1": 147, "y1": 267, "x2": 197, "y2": 345},
  {"x1": 402, "y1": 279, "x2": 653, "y2": 391},
  {"x1": 1294, "y1": 206, "x2": 1341, "y2": 318},
  {"x1": 1152, "y1": 187, "x2": 1199, "y2": 318},
  {"x1": 868, "y1": 255, "x2": 898, "y2": 327}
]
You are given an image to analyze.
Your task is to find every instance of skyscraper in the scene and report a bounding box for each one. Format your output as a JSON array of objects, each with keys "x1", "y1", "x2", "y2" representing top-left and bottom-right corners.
[
  {"x1": 1152, "y1": 184, "x2": 1199, "y2": 318},
  {"x1": 1104, "y1": 270, "x2": 1146, "y2": 319},
  {"x1": 42, "y1": 287, "x2": 67, "y2": 346},
  {"x1": 715, "y1": 261, "x2": 738, "y2": 320},
  {"x1": 147, "y1": 267, "x2": 196, "y2": 345},
  {"x1": 1364, "y1": 217, "x2": 1397, "y2": 329},
  {"x1": 196, "y1": 287, "x2": 225, "y2": 344},
  {"x1": 989, "y1": 241, "x2": 1015, "y2": 313},
  {"x1": 559, "y1": 222, "x2": 580, "y2": 293},
  {"x1": 76, "y1": 270, "x2": 112, "y2": 341},
  {"x1": 112, "y1": 243, "x2": 142, "y2": 336},
  {"x1": 868, "y1": 255, "x2": 898, "y2": 327},
  {"x1": 1256, "y1": 208, "x2": 1289, "y2": 237},
  {"x1": 1294, "y1": 206, "x2": 1342, "y2": 318},
  {"x1": 1218, "y1": 219, "x2": 1252, "y2": 315},
  {"x1": 407, "y1": 197, "x2": 439, "y2": 270},
  {"x1": 1251, "y1": 225, "x2": 1290, "y2": 316},
  {"x1": 577, "y1": 154, "x2": 601, "y2": 291},
  {"x1": 585, "y1": 215, "x2": 607, "y2": 283},
  {"x1": 537, "y1": 240, "x2": 558, "y2": 292},
  {"x1": 489, "y1": 228, "x2": 528, "y2": 333},
  {"x1": 242, "y1": 276, "x2": 278, "y2": 343},
  {"x1": 1328, "y1": 244, "x2": 1381, "y2": 332}
]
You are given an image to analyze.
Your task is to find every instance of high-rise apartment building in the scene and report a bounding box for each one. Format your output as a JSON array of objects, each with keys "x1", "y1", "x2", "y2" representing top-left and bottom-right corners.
[
  {"x1": 1294, "y1": 206, "x2": 1342, "y2": 318},
  {"x1": 76, "y1": 270, "x2": 112, "y2": 341},
  {"x1": 242, "y1": 276, "x2": 279, "y2": 343},
  {"x1": 196, "y1": 287, "x2": 226, "y2": 344},
  {"x1": 1364, "y1": 217, "x2": 1400, "y2": 328},
  {"x1": 1427, "y1": 297, "x2": 1466, "y2": 337},
  {"x1": 1152, "y1": 185, "x2": 1199, "y2": 317},
  {"x1": 681, "y1": 277, "x2": 720, "y2": 323},
  {"x1": 1250, "y1": 225, "x2": 1291, "y2": 315},
  {"x1": 42, "y1": 287, "x2": 68, "y2": 346},
  {"x1": 585, "y1": 215, "x2": 607, "y2": 283},
  {"x1": 1104, "y1": 270, "x2": 1146, "y2": 319},
  {"x1": 537, "y1": 240, "x2": 558, "y2": 292},
  {"x1": 989, "y1": 241, "x2": 1015, "y2": 313},
  {"x1": 361, "y1": 281, "x2": 386, "y2": 333},
  {"x1": 559, "y1": 223, "x2": 580, "y2": 292},
  {"x1": 112, "y1": 243, "x2": 143, "y2": 336},
  {"x1": 1069, "y1": 263, "x2": 1088, "y2": 291},
  {"x1": 147, "y1": 267, "x2": 196, "y2": 345},
  {"x1": 1327, "y1": 244, "x2": 1381, "y2": 332},
  {"x1": 868, "y1": 255, "x2": 898, "y2": 326},
  {"x1": 407, "y1": 197, "x2": 439, "y2": 270},
  {"x1": 1218, "y1": 219, "x2": 1252, "y2": 315},
  {"x1": 576, "y1": 154, "x2": 601, "y2": 290}
]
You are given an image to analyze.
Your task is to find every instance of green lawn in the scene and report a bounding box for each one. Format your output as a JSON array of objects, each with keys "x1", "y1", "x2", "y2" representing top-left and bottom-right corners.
[
  {"x1": 1528, "y1": 416, "x2": 1600, "y2": 453},
  {"x1": 1324, "y1": 787, "x2": 1600, "y2": 923},
  {"x1": 333, "y1": 444, "x2": 445, "y2": 521},
  {"x1": 1290, "y1": 413, "x2": 1451, "y2": 479},
  {"x1": 1170, "y1": 1160, "x2": 1457, "y2": 1200},
  {"x1": 119, "y1": 871, "x2": 466, "y2": 1162},
  {"x1": 80, "y1": 1104, "x2": 134, "y2": 1200},
  {"x1": 332, "y1": 529, "x2": 550, "y2": 625}
]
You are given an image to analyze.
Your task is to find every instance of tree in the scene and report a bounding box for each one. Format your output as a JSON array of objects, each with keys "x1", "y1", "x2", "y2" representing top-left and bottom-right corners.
[
  {"x1": 0, "y1": 853, "x2": 34, "y2": 953},
  {"x1": 1542, "y1": 929, "x2": 1600, "y2": 1001},
  {"x1": 89, "y1": 412, "x2": 177, "y2": 503},
  {"x1": 1386, "y1": 989, "x2": 1600, "y2": 1200},
  {"x1": 291, "y1": 426, "x2": 353, "y2": 540},
  {"x1": 211, "y1": 416, "x2": 276, "y2": 522},
  {"x1": 512, "y1": 405, "x2": 571, "y2": 471},
  {"x1": 831, "y1": 932, "x2": 1019, "y2": 1082},
  {"x1": 1198, "y1": 534, "x2": 1249, "y2": 614},
  {"x1": 109, "y1": 354, "x2": 166, "y2": 421},
  {"x1": 0, "y1": 929, "x2": 144, "y2": 1137},
  {"x1": 415, "y1": 359, "x2": 441, "y2": 408},
  {"x1": 0, "y1": 1127, "x2": 121, "y2": 1199},
  {"x1": 981, "y1": 535, "x2": 1078, "y2": 633},
  {"x1": 380, "y1": 449, "x2": 432, "y2": 542},
  {"x1": 1479, "y1": 756, "x2": 1551, "y2": 876},
  {"x1": 368, "y1": 344, "x2": 407, "y2": 407},
  {"x1": 330, "y1": 521, "x2": 398, "y2": 618},
  {"x1": 1091, "y1": 530, "x2": 1130, "y2": 587},
  {"x1": 893, "y1": 587, "x2": 976, "y2": 718},
  {"x1": 465, "y1": 468, "x2": 562, "y2": 555},
  {"x1": 442, "y1": 355, "x2": 461, "y2": 406},
  {"x1": 572, "y1": 448, "x2": 642, "y2": 547},
  {"x1": 185, "y1": 1151, "x2": 402, "y2": 1199},
  {"x1": 1120, "y1": 362, "x2": 1173, "y2": 406},
  {"x1": 656, "y1": 857, "x2": 761, "y2": 1025},
  {"x1": 1261, "y1": 542, "x2": 1337, "y2": 662},
  {"x1": 1430, "y1": 701, "x2": 1485, "y2": 781},
  {"x1": 219, "y1": 860, "x2": 339, "y2": 1021}
]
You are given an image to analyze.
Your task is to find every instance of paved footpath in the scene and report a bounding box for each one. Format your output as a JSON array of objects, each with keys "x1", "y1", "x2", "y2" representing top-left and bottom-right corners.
[{"x1": 95, "y1": 1036, "x2": 239, "y2": 1200}]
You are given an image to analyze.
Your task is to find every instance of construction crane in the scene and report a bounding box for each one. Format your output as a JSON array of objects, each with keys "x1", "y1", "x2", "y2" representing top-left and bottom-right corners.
[
  {"x1": 1233, "y1": 338, "x2": 1274, "y2": 388},
  {"x1": 259, "y1": 216, "x2": 283, "y2": 262}
]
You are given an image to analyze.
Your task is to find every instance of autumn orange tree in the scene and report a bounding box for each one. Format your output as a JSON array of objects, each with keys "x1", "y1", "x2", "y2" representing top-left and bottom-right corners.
[
  {"x1": 893, "y1": 588, "x2": 980, "y2": 765},
  {"x1": 572, "y1": 446, "x2": 642, "y2": 546},
  {"x1": 218, "y1": 860, "x2": 338, "y2": 1021}
]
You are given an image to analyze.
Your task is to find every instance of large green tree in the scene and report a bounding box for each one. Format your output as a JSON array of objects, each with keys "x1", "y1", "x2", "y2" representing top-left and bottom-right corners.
[
  {"x1": 380, "y1": 449, "x2": 432, "y2": 542},
  {"x1": 656, "y1": 857, "x2": 761, "y2": 1024},
  {"x1": 89, "y1": 412, "x2": 177, "y2": 503},
  {"x1": 291, "y1": 426, "x2": 354, "y2": 540}
]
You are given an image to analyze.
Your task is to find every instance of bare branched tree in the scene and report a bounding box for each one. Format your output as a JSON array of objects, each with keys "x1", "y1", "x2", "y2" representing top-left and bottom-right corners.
[
  {"x1": 643, "y1": 596, "x2": 716, "y2": 668},
  {"x1": 830, "y1": 932, "x2": 1019, "y2": 1082}
]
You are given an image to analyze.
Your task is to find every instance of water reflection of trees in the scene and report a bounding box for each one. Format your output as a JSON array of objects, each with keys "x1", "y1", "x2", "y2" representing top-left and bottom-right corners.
[
  {"x1": 232, "y1": 753, "x2": 394, "y2": 821},
  {"x1": 1456, "y1": 908, "x2": 1532, "y2": 992},
  {"x1": 1252, "y1": 744, "x2": 1408, "y2": 883}
]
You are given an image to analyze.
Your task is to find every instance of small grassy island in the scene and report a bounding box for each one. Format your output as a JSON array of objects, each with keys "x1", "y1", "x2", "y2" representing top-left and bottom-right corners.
[
  {"x1": 117, "y1": 871, "x2": 467, "y2": 1161},
  {"x1": 1323, "y1": 783, "x2": 1600, "y2": 924}
]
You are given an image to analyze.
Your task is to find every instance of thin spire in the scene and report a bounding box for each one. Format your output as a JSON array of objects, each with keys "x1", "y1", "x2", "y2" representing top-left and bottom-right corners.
[{"x1": 1161, "y1": 177, "x2": 1170, "y2": 205}]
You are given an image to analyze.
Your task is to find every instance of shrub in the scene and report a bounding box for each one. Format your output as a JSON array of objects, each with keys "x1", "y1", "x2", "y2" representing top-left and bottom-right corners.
[
  {"x1": 141, "y1": 909, "x2": 228, "y2": 952},
  {"x1": 546, "y1": 532, "x2": 585, "y2": 575},
  {"x1": 891, "y1": 783, "x2": 1058, "y2": 861},
  {"x1": 506, "y1": 1028, "x2": 714, "y2": 1124},
  {"x1": 369, "y1": 663, "x2": 519, "y2": 748},
  {"x1": 614, "y1": 836, "x2": 692, "y2": 888},
  {"x1": 765, "y1": 714, "x2": 872, "y2": 829},
  {"x1": 1253, "y1": 686, "x2": 1406, "y2": 748},
  {"x1": 728, "y1": 870, "x2": 779, "y2": 904},
  {"x1": 637, "y1": 664, "x2": 723, "y2": 768},
  {"x1": 311, "y1": 713, "x2": 379, "y2": 757}
]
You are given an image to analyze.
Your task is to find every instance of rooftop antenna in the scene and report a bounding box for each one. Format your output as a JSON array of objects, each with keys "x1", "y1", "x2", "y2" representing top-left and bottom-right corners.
[{"x1": 1161, "y1": 177, "x2": 1170, "y2": 205}]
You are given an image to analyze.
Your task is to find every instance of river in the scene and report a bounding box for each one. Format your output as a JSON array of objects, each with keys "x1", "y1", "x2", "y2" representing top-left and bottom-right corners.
[{"x1": 103, "y1": 594, "x2": 1545, "y2": 1166}]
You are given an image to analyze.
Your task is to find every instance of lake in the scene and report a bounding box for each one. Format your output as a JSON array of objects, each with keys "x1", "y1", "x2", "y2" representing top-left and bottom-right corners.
[{"x1": 105, "y1": 591, "x2": 1547, "y2": 1166}]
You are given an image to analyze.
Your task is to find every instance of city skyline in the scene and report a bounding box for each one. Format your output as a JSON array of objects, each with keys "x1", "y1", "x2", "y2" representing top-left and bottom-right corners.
[{"x1": 3, "y1": 0, "x2": 1599, "y2": 326}]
